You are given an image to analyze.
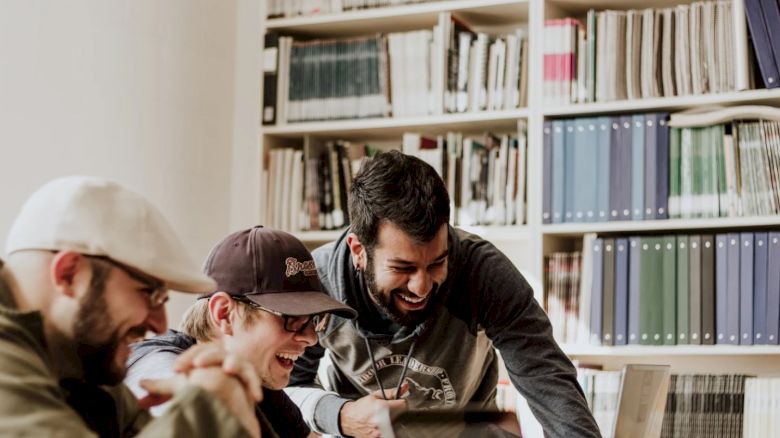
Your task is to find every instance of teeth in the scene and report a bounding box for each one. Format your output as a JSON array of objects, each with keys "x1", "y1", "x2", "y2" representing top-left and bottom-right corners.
[
  {"x1": 398, "y1": 294, "x2": 425, "y2": 304},
  {"x1": 276, "y1": 353, "x2": 300, "y2": 361}
]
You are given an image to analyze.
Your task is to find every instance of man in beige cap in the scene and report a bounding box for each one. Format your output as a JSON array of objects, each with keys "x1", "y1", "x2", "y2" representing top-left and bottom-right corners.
[{"x1": 0, "y1": 176, "x2": 262, "y2": 437}]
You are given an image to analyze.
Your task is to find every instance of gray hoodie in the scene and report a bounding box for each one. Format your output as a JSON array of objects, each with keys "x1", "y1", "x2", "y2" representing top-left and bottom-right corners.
[{"x1": 286, "y1": 227, "x2": 600, "y2": 437}]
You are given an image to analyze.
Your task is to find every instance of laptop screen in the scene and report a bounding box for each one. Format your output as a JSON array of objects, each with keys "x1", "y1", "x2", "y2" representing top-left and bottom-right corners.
[
  {"x1": 380, "y1": 409, "x2": 521, "y2": 438},
  {"x1": 611, "y1": 364, "x2": 671, "y2": 438}
]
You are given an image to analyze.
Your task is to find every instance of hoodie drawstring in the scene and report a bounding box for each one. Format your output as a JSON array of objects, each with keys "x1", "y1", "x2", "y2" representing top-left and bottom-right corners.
[{"x1": 364, "y1": 337, "x2": 417, "y2": 400}]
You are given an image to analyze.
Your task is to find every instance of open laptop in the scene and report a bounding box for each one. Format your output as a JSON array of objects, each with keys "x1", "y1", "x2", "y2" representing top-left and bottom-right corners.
[
  {"x1": 377, "y1": 407, "x2": 521, "y2": 438},
  {"x1": 610, "y1": 364, "x2": 671, "y2": 438}
]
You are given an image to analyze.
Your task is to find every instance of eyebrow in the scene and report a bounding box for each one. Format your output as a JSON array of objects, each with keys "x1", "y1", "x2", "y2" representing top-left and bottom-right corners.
[{"x1": 387, "y1": 249, "x2": 449, "y2": 265}]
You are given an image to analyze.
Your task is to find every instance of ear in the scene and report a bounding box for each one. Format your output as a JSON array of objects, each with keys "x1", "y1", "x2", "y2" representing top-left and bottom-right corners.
[
  {"x1": 346, "y1": 233, "x2": 366, "y2": 271},
  {"x1": 50, "y1": 251, "x2": 88, "y2": 298},
  {"x1": 207, "y1": 292, "x2": 235, "y2": 337}
]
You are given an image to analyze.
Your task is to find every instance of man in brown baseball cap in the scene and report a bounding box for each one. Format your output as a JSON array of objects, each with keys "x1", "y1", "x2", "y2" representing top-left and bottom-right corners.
[{"x1": 126, "y1": 226, "x2": 356, "y2": 437}]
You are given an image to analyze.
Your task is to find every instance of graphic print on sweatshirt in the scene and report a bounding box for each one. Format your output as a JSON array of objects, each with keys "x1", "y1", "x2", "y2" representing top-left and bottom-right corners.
[{"x1": 357, "y1": 354, "x2": 457, "y2": 407}]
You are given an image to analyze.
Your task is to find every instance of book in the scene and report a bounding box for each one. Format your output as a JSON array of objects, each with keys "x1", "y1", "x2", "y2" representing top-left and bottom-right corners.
[
  {"x1": 744, "y1": 0, "x2": 780, "y2": 88},
  {"x1": 740, "y1": 232, "x2": 754, "y2": 345},
  {"x1": 716, "y1": 234, "x2": 729, "y2": 344},
  {"x1": 753, "y1": 232, "x2": 768, "y2": 344},
  {"x1": 614, "y1": 238, "x2": 629, "y2": 345},
  {"x1": 700, "y1": 234, "x2": 715, "y2": 345},
  {"x1": 661, "y1": 235, "x2": 677, "y2": 345},
  {"x1": 602, "y1": 238, "x2": 616, "y2": 345},
  {"x1": 628, "y1": 236, "x2": 642, "y2": 345},
  {"x1": 677, "y1": 235, "x2": 690, "y2": 345},
  {"x1": 590, "y1": 238, "x2": 604, "y2": 345},
  {"x1": 688, "y1": 235, "x2": 702, "y2": 345},
  {"x1": 262, "y1": 33, "x2": 280, "y2": 125},
  {"x1": 767, "y1": 232, "x2": 780, "y2": 344}
]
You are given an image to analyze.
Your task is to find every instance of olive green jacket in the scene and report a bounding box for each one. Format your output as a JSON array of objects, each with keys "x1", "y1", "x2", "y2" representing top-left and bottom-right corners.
[{"x1": 0, "y1": 259, "x2": 249, "y2": 437}]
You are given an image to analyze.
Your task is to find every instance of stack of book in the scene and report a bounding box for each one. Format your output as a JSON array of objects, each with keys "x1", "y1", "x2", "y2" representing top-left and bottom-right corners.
[
  {"x1": 577, "y1": 368, "x2": 621, "y2": 438},
  {"x1": 542, "y1": 1, "x2": 753, "y2": 105},
  {"x1": 262, "y1": 13, "x2": 528, "y2": 124}
]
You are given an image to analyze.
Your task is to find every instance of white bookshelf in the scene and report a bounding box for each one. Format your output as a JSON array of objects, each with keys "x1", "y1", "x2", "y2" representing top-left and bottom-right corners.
[
  {"x1": 259, "y1": 0, "x2": 780, "y2": 374},
  {"x1": 264, "y1": 108, "x2": 529, "y2": 140},
  {"x1": 266, "y1": 0, "x2": 529, "y2": 36}
]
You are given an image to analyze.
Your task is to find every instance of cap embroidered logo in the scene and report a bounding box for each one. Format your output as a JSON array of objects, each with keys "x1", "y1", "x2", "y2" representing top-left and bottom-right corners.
[{"x1": 285, "y1": 257, "x2": 317, "y2": 277}]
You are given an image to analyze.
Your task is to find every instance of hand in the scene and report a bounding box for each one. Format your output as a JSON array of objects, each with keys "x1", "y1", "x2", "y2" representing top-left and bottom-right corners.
[
  {"x1": 138, "y1": 342, "x2": 262, "y2": 438},
  {"x1": 174, "y1": 341, "x2": 263, "y2": 402},
  {"x1": 339, "y1": 384, "x2": 408, "y2": 438}
]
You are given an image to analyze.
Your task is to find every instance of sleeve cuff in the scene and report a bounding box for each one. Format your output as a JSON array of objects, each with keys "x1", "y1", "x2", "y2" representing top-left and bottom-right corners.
[{"x1": 313, "y1": 394, "x2": 351, "y2": 436}]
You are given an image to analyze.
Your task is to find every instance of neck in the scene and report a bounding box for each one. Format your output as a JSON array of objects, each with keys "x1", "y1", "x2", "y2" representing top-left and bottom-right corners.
[{"x1": 1, "y1": 263, "x2": 84, "y2": 381}]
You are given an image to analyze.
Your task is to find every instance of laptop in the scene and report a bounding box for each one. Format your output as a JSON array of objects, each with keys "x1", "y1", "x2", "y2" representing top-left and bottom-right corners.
[
  {"x1": 610, "y1": 364, "x2": 671, "y2": 438},
  {"x1": 377, "y1": 407, "x2": 521, "y2": 438}
]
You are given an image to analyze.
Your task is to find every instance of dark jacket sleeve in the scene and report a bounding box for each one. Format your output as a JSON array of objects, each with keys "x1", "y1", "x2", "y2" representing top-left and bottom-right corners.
[
  {"x1": 460, "y1": 239, "x2": 601, "y2": 437},
  {"x1": 259, "y1": 389, "x2": 310, "y2": 437}
]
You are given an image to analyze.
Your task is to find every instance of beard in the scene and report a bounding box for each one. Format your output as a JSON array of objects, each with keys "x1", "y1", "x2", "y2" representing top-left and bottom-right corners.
[
  {"x1": 72, "y1": 279, "x2": 128, "y2": 386},
  {"x1": 363, "y1": 254, "x2": 437, "y2": 327}
]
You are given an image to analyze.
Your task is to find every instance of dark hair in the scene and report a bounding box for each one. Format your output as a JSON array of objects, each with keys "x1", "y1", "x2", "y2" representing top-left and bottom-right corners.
[{"x1": 348, "y1": 150, "x2": 450, "y2": 251}]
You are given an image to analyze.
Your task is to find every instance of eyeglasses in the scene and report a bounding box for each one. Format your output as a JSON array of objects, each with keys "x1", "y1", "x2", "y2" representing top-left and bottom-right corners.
[
  {"x1": 232, "y1": 296, "x2": 329, "y2": 333},
  {"x1": 87, "y1": 255, "x2": 169, "y2": 309}
]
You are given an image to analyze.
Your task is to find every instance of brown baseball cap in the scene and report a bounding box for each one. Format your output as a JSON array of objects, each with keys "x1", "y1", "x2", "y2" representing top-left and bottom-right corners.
[{"x1": 202, "y1": 226, "x2": 356, "y2": 319}]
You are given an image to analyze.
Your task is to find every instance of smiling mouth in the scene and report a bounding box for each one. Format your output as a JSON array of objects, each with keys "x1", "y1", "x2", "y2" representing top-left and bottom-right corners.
[{"x1": 275, "y1": 352, "x2": 300, "y2": 369}]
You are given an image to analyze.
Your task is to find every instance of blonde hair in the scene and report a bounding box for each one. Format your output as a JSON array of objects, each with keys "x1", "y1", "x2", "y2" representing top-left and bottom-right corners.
[{"x1": 179, "y1": 296, "x2": 261, "y2": 342}]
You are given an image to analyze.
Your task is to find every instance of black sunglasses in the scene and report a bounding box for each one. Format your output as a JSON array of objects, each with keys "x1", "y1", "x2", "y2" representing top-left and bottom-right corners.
[{"x1": 232, "y1": 296, "x2": 329, "y2": 333}]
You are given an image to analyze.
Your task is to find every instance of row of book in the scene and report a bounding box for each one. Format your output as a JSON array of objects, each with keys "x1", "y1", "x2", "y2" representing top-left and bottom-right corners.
[
  {"x1": 266, "y1": 0, "x2": 439, "y2": 19},
  {"x1": 261, "y1": 12, "x2": 528, "y2": 124},
  {"x1": 262, "y1": 140, "x2": 373, "y2": 232},
  {"x1": 542, "y1": 113, "x2": 671, "y2": 224},
  {"x1": 263, "y1": 126, "x2": 527, "y2": 232},
  {"x1": 546, "y1": 231, "x2": 780, "y2": 347},
  {"x1": 579, "y1": 370, "x2": 752, "y2": 438},
  {"x1": 543, "y1": 1, "x2": 752, "y2": 105},
  {"x1": 543, "y1": 109, "x2": 780, "y2": 224},
  {"x1": 670, "y1": 119, "x2": 780, "y2": 219},
  {"x1": 402, "y1": 125, "x2": 527, "y2": 227}
]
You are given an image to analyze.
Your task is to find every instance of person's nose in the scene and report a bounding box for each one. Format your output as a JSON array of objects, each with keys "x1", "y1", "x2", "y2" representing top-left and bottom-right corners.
[
  {"x1": 145, "y1": 305, "x2": 168, "y2": 334},
  {"x1": 407, "y1": 270, "x2": 433, "y2": 297},
  {"x1": 295, "y1": 322, "x2": 318, "y2": 347}
]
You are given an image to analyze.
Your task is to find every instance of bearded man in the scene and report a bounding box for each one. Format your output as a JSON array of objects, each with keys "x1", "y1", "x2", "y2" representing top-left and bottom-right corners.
[{"x1": 286, "y1": 151, "x2": 601, "y2": 438}]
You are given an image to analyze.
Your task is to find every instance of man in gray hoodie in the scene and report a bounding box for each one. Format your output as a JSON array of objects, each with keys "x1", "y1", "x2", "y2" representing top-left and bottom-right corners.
[{"x1": 286, "y1": 151, "x2": 600, "y2": 437}]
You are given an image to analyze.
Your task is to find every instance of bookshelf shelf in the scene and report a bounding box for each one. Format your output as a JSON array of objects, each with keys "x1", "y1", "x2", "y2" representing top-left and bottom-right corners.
[
  {"x1": 542, "y1": 88, "x2": 780, "y2": 117},
  {"x1": 266, "y1": 0, "x2": 529, "y2": 37},
  {"x1": 263, "y1": 108, "x2": 529, "y2": 140},
  {"x1": 541, "y1": 216, "x2": 780, "y2": 236},
  {"x1": 562, "y1": 344, "x2": 780, "y2": 357}
]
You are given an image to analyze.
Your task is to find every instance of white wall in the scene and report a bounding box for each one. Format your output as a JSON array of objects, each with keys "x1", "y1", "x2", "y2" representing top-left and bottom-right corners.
[{"x1": 0, "y1": 0, "x2": 261, "y2": 327}]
